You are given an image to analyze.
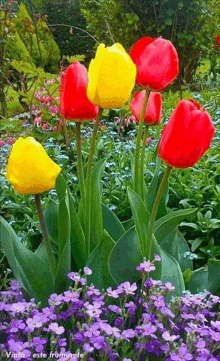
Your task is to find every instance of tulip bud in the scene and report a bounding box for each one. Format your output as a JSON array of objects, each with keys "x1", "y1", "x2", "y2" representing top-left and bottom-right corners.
[
  {"x1": 6, "y1": 137, "x2": 61, "y2": 194},
  {"x1": 159, "y1": 99, "x2": 215, "y2": 168},
  {"x1": 60, "y1": 61, "x2": 99, "y2": 121},
  {"x1": 130, "y1": 90, "x2": 162, "y2": 125},
  {"x1": 87, "y1": 43, "x2": 136, "y2": 109},
  {"x1": 130, "y1": 37, "x2": 179, "y2": 90}
]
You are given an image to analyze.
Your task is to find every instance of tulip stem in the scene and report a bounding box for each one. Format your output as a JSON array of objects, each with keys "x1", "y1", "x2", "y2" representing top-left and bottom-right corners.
[
  {"x1": 62, "y1": 121, "x2": 70, "y2": 149},
  {"x1": 134, "y1": 87, "x2": 150, "y2": 195},
  {"x1": 145, "y1": 165, "x2": 172, "y2": 260},
  {"x1": 76, "y1": 122, "x2": 86, "y2": 216},
  {"x1": 139, "y1": 126, "x2": 149, "y2": 201},
  {"x1": 85, "y1": 109, "x2": 103, "y2": 259},
  {"x1": 34, "y1": 194, "x2": 56, "y2": 278}
]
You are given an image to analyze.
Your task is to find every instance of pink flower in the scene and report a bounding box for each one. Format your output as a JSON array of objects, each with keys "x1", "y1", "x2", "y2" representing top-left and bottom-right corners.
[
  {"x1": 53, "y1": 126, "x2": 58, "y2": 132},
  {"x1": 0, "y1": 140, "x2": 5, "y2": 146},
  {"x1": 7, "y1": 138, "x2": 15, "y2": 145},
  {"x1": 42, "y1": 123, "x2": 50, "y2": 130},
  {"x1": 34, "y1": 117, "x2": 42, "y2": 126},
  {"x1": 49, "y1": 105, "x2": 59, "y2": 115}
]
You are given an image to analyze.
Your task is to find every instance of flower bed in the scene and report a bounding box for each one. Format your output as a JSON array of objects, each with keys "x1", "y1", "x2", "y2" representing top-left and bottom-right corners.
[{"x1": 0, "y1": 259, "x2": 220, "y2": 361}]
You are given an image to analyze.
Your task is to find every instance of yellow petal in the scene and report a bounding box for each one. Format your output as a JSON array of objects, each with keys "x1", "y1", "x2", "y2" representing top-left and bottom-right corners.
[
  {"x1": 87, "y1": 42, "x2": 136, "y2": 109},
  {"x1": 6, "y1": 137, "x2": 61, "y2": 195}
]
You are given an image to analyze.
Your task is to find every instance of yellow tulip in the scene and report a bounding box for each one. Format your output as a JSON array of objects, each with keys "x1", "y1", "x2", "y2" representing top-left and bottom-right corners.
[
  {"x1": 6, "y1": 137, "x2": 61, "y2": 195},
  {"x1": 87, "y1": 43, "x2": 137, "y2": 109}
]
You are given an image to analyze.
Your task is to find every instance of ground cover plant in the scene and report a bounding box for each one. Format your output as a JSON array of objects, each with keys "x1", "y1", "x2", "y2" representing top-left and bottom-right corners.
[{"x1": 1, "y1": 1, "x2": 220, "y2": 360}]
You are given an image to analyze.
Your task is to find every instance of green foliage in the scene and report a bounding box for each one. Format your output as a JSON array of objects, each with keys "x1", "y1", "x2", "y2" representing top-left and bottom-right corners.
[
  {"x1": 79, "y1": 0, "x2": 220, "y2": 83},
  {"x1": 43, "y1": 0, "x2": 95, "y2": 59},
  {"x1": 13, "y1": 3, "x2": 60, "y2": 70}
]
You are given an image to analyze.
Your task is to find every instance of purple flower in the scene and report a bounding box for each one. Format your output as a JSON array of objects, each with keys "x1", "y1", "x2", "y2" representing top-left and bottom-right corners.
[
  {"x1": 48, "y1": 293, "x2": 63, "y2": 306},
  {"x1": 194, "y1": 339, "x2": 209, "y2": 353},
  {"x1": 83, "y1": 343, "x2": 94, "y2": 353},
  {"x1": 117, "y1": 282, "x2": 137, "y2": 295},
  {"x1": 141, "y1": 323, "x2": 157, "y2": 337},
  {"x1": 106, "y1": 287, "x2": 119, "y2": 298},
  {"x1": 49, "y1": 322, "x2": 65, "y2": 335},
  {"x1": 170, "y1": 344, "x2": 193, "y2": 360},
  {"x1": 63, "y1": 291, "x2": 79, "y2": 302},
  {"x1": 84, "y1": 267, "x2": 92, "y2": 275},
  {"x1": 8, "y1": 340, "x2": 31, "y2": 360},
  {"x1": 58, "y1": 338, "x2": 67, "y2": 347},
  {"x1": 108, "y1": 305, "x2": 122, "y2": 315},
  {"x1": 136, "y1": 260, "x2": 156, "y2": 273},
  {"x1": 74, "y1": 331, "x2": 85, "y2": 343},
  {"x1": 32, "y1": 337, "x2": 47, "y2": 352},
  {"x1": 121, "y1": 329, "x2": 136, "y2": 341},
  {"x1": 154, "y1": 254, "x2": 161, "y2": 262},
  {"x1": 162, "y1": 331, "x2": 180, "y2": 342},
  {"x1": 9, "y1": 319, "x2": 26, "y2": 333},
  {"x1": 42, "y1": 307, "x2": 56, "y2": 321},
  {"x1": 26, "y1": 315, "x2": 42, "y2": 331}
]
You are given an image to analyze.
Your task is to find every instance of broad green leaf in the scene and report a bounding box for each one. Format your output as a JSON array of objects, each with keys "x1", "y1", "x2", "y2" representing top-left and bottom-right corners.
[
  {"x1": 90, "y1": 159, "x2": 105, "y2": 252},
  {"x1": 127, "y1": 187, "x2": 150, "y2": 256},
  {"x1": 55, "y1": 193, "x2": 71, "y2": 293},
  {"x1": 187, "y1": 268, "x2": 208, "y2": 294},
  {"x1": 208, "y1": 259, "x2": 220, "y2": 294},
  {"x1": 102, "y1": 203, "x2": 125, "y2": 242},
  {"x1": 86, "y1": 230, "x2": 117, "y2": 290},
  {"x1": 108, "y1": 227, "x2": 161, "y2": 286},
  {"x1": 55, "y1": 173, "x2": 67, "y2": 202},
  {"x1": 122, "y1": 218, "x2": 134, "y2": 231},
  {"x1": 44, "y1": 199, "x2": 59, "y2": 244},
  {"x1": 146, "y1": 156, "x2": 168, "y2": 219},
  {"x1": 161, "y1": 248, "x2": 185, "y2": 297},
  {"x1": 0, "y1": 216, "x2": 55, "y2": 306},
  {"x1": 68, "y1": 191, "x2": 86, "y2": 269},
  {"x1": 154, "y1": 208, "x2": 197, "y2": 244},
  {"x1": 35, "y1": 242, "x2": 50, "y2": 265},
  {"x1": 160, "y1": 228, "x2": 193, "y2": 272}
]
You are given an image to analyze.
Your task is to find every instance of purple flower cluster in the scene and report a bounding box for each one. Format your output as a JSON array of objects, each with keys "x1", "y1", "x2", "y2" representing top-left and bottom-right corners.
[{"x1": 0, "y1": 260, "x2": 219, "y2": 361}]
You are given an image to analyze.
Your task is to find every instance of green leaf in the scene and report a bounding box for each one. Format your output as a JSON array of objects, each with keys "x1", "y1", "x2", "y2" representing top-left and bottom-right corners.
[
  {"x1": 44, "y1": 199, "x2": 59, "y2": 244},
  {"x1": 208, "y1": 259, "x2": 220, "y2": 294},
  {"x1": 55, "y1": 193, "x2": 71, "y2": 293},
  {"x1": 0, "y1": 216, "x2": 55, "y2": 306},
  {"x1": 68, "y1": 191, "x2": 87, "y2": 269},
  {"x1": 35, "y1": 242, "x2": 50, "y2": 265},
  {"x1": 154, "y1": 208, "x2": 197, "y2": 244},
  {"x1": 191, "y1": 238, "x2": 203, "y2": 252},
  {"x1": 102, "y1": 203, "x2": 125, "y2": 242},
  {"x1": 160, "y1": 228, "x2": 193, "y2": 272},
  {"x1": 55, "y1": 173, "x2": 67, "y2": 202},
  {"x1": 90, "y1": 159, "x2": 105, "y2": 252},
  {"x1": 187, "y1": 268, "x2": 208, "y2": 294},
  {"x1": 122, "y1": 218, "x2": 134, "y2": 231},
  {"x1": 86, "y1": 230, "x2": 117, "y2": 290},
  {"x1": 127, "y1": 187, "x2": 150, "y2": 256},
  {"x1": 146, "y1": 156, "x2": 168, "y2": 219},
  {"x1": 183, "y1": 268, "x2": 192, "y2": 285},
  {"x1": 161, "y1": 248, "x2": 185, "y2": 297},
  {"x1": 108, "y1": 227, "x2": 162, "y2": 285},
  {"x1": 165, "y1": 18, "x2": 173, "y2": 25}
]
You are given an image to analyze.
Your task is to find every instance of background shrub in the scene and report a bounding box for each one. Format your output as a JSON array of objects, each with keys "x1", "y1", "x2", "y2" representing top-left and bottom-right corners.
[{"x1": 78, "y1": 0, "x2": 220, "y2": 84}]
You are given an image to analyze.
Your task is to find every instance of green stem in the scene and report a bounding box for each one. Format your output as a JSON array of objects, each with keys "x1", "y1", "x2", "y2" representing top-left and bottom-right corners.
[
  {"x1": 145, "y1": 165, "x2": 172, "y2": 259},
  {"x1": 134, "y1": 87, "x2": 150, "y2": 194},
  {"x1": 34, "y1": 194, "x2": 56, "y2": 277},
  {"x1": 139, "y1": 125, "x2": 149, "y2": 201},
  {"x1": 85, "y1": 109, "x2": 103, "y2": 258},
  {"x1": 62, "y1": 120, "x2": 69, "y2": 149},
  {"x1": 76, "y1": 122, "x2": 86, "y2": 216}
]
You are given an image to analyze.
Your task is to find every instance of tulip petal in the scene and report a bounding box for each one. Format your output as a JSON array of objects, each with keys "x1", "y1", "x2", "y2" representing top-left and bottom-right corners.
[
  {"x1": 87, "y1": 43, "x2": 136, "y2": 108},
  {"x1": 6, "y1": 137, "x2": 61, "y2": 194}
]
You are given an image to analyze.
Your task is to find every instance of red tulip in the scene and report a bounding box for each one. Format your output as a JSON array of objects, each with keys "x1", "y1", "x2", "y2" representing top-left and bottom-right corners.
[
  {"x1": 60, "y1": 61, "x2": 99, "y2": 120},
  {"x1": 130, "y1": 90, "x2": 162, "y2": 125},
  {"x1": 130, "y1": 37, "x2": 179, "y2": 90},
  {"x1": 159, "y1": 99, "x2": 215, "y2": 168}
]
